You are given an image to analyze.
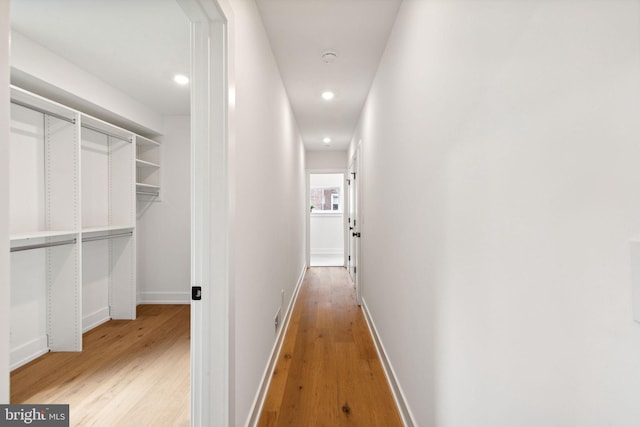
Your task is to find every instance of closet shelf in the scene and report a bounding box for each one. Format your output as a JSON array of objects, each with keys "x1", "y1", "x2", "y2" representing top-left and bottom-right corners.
[
  {"x1": 11, "y1": 86, "x2": 77, "y2": 124},
  {"x1": 136, "y1": 135, "x2": 161, "y2": 147},
  {"x1": 82, "y1": 225, "x2": 134, "y2": 234},
  {"x1": 136, "y1": 183, "x2": 160, "y2": 190},
  {"x1": 81, "y1": 114, "x2": 134, "y2": 143},
  {"x1": 10, "y1": 230, "x2": 78, "y2": 242},
  {"x1": 136, "y1": 159, "x2": 160, "y2": 168}
]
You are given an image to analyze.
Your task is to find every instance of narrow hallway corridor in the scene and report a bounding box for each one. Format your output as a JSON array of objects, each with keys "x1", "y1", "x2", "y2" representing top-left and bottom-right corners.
[{"x1": 258, "y1": 267, "x2": 402, "y2": 426}]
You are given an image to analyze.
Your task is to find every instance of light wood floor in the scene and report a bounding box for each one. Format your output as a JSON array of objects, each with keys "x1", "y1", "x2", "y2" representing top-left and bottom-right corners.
[
  {"x1": 11, "y1": 304, "x2": 190, "y2": 427},
  {"x1": 258, "y1": 267, "x2": 403, "y2": 427}
]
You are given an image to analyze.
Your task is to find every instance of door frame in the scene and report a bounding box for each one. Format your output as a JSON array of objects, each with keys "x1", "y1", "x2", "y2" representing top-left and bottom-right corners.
[
  {"x1": 348, "y1": 145, "x2": 362, "y2": 305},
  {"x1": 0, "y1": 1, "x2": 9, "y2": 404},
  {"x1": 178, "y1": 0, "x2": 234, "y2": 425},
  {"x1": 306, "y1": 169, "x2": 348, "y2": 268}
]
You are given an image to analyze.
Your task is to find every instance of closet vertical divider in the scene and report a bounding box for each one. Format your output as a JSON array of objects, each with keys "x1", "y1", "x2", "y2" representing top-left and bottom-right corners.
[{"x1": 45, "y1": 110, "x2": 82, "y2": 352}]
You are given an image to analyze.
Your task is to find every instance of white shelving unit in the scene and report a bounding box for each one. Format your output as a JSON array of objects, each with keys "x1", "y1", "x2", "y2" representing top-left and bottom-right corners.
[
  {"x1": 9, "y1": 88, "x2": 82, "y2": 366},
  {"x1": 136, "y1": 135, "x2": 161, "y2": 197},
  {"x1": 80, "y1": 115, "x2": 136, "y2": 330},
  {"x1": 8, "y1": 86, "x2": 141, "y2": 369}
]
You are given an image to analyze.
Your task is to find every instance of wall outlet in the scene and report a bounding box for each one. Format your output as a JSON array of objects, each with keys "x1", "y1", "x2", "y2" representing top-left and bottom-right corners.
[{"x1": 274, "y1": 307, "x2": 281, "y2": 335}]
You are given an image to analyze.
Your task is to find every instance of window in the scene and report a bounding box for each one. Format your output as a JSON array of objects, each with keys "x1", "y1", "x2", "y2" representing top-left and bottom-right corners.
[
  {"x1": 310, "y1": 186, "x2": 341, "y2": 213},
  {"x1": 331, "y1": 193, "x2": 340, "y2": 211}
]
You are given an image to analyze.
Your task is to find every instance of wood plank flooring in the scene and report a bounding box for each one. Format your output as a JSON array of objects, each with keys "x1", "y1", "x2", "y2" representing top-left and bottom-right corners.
[
  {"x1": 258, "y1": 267, "x2": 403, "y2": 427},
  {"x1": 11, "y1": 304, "x2": 190, "y2": 427}
]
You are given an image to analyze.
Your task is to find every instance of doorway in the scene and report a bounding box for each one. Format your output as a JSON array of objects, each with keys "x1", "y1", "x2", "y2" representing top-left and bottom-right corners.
[
  {"x1": 6, "y1": 0, "x2": 198, "y2": 423},
  {"x1": 309, "y1": 173, "x2": 346, "y2": 267}
]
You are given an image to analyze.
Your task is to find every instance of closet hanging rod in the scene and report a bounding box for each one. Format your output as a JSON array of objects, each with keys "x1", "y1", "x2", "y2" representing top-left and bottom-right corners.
[
  {"x1": 82, "y1": 231, "x2": 132, "y2": 243},
  {"x1": 81, "y1": 123, "x2": 133, "y2": 143},
  {"x1": 10, "y1": 99, "x2": 76, "y2": 124},
  {"x1": 10, "y1": 238, "x2": 77, "y2": 253},
  {"x1": 137, "y1": 190, "x2": 160, "y2": 196}
]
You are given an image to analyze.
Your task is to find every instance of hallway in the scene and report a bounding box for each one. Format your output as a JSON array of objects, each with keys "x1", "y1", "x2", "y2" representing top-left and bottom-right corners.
[{"x1": 258, "y1": 267, "x2": 402, "y2": 426}]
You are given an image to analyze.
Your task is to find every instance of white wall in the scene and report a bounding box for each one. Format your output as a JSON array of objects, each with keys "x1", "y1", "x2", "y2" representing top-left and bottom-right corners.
[
  {"x1": 11, "y1": 32, "x2": 164, "y2": 135},
  {"x1": 310, "y1": 214, "x2": 343, "y2": 256},
  {"x1": 229, "y1": 0, "x2": 307, "y2": 424},
  {"x1": 352, "y1": 1, "x2": 640, "y2": 425},
  {"x1": 306, "y1": 149, "x2": 347, "y2": 170},
  {"x1": 0, "y1": 0, "x2": 10, "y2": 404},
  {"x1": 136, "y1": 116, "x2": 190, "y2": 303}
]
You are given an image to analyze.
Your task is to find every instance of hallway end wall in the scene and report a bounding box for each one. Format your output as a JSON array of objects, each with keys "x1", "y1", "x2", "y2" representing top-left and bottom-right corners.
[
  {"x1": 352, "y1": 1, "x2": 640, "y2": 425},
  {"x1": 0, "y1": 0, "x2": 10, "y2": 404},
  {"x1": 229, "y1": 0, "x2": 307, "y2": 424},
  {"x1": 306, "y1": 150, "x2": 347, "y2": 170}
]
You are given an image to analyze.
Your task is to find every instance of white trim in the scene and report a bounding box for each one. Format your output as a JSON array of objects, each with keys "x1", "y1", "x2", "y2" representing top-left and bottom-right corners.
[
  {"x1": 310, "y1": 249, "x2": 343, "y2": 256},
  {"x1": 10, "y1": 335, "x2": 48, "y2": 371},
  {"x1": 306, "y1": 169, "x2": 349, "y2": 269},
  {"x1": 348, "y1": 143, "x2": 362, "y2": 305},
  {"x1": 137, "y1": 292, "x2": 191, "y2": 305},
  {"x1": 244, "y1": 264, "x2": 307, "y2": 427},
  {"x1": 361, "y1": 298, "x2": 417, "y2": 427},
  {"x1": 82, "y1": 307, "x2": 110, "y2": 333},
  {"x1": 310, "y1": 212, "x2": 343, "y2": 217},
  {"x1": 178, "y1": 0, "x2": 232, "y2": 425}
]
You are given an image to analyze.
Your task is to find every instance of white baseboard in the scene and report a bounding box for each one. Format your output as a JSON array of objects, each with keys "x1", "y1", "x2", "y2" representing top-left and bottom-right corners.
[
  {"x1": 361, "y1": 298, "x2": 417, "y2": 427},
  {"x1": 137, "y1": 291, "x2": 190, "y2": 304},
  {"x1": 83, "y1": 307, "x2": 111, "y2": 333},
  {"x1": 310, "y1": 248, "x2": 343, "y2": 256},
  {"x1": 244, "y1": 263, "x2": 308, "y2": 427},
  {"x1": 11, "y1": 335, "x2": 48, "y2": 371}
]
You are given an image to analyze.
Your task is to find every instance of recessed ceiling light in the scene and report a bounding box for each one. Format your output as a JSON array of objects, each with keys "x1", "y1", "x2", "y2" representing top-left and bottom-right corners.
[
  {"x1": 174, "y1": 74, "x2": 189, "y2": 85},
  {"x1": 321, "y1": 51, "x2": 338, "y2": 64},
  {"x1": 323, "y1": 137, "x2": 331, "y2": 143},
  {"x1": 321, "y1": 91, "x2": 335, "y2": 101}
]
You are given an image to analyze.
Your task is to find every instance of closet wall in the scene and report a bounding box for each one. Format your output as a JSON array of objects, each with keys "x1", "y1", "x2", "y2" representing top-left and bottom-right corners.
[
  {"x1": 11, "y1": 32, "x2": 163, "y2": 136},
  {"x1": 137, "y1": 116, "x2": 190, "y2": 303}
]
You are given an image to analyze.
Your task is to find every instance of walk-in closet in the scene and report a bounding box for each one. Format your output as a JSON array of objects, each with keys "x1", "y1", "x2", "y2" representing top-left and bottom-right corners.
[{"x1": 7, "y1": 0, "x2": 191, "y2": 422}]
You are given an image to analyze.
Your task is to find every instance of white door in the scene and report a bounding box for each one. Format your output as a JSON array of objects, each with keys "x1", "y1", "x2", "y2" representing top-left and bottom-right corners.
[{"x1": 348, "y1": 149, "x2": 361, "y2": 304}]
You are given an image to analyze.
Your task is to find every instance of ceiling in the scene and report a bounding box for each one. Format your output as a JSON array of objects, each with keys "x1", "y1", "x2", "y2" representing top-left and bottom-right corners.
[
  {"x1": 10, "y1": 0, "x2": 401, "y2": 151},
  {"x1": 256, "y1": 0, "x2": 402, "y2": 151},
  {"x1": 10, "y1": 0, "x2": 191, "y2": 117}
]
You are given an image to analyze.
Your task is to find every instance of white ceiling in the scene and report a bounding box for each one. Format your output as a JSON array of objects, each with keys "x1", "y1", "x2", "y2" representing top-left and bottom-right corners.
[
  {"x1": 10, "y1": 0, "x2": 401, "y2": 151},
  {"x1": 256, "y1": 0, "x2": 402, "y2": 151},
  {"x1": 10, "y1": 0, "x2": 191, "y2": 117}
]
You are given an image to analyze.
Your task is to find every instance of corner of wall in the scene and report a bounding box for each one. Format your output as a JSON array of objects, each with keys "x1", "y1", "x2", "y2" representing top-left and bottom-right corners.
[{"x1": 0, "y1": 0, "x2": 11, "y2": 403}]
